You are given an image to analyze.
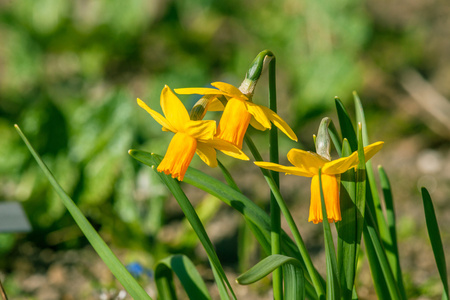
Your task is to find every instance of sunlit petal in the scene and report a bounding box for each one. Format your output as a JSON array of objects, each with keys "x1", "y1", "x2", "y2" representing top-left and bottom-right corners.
[
  {"x1": 137, "y1": 98, "x2": 176, "y2": 132},
  {"x1": 322, "y1": 141, "x2": 384, "y2": 174},
  {"x1": 184, "y1": 120, "x2": 216, "y2": 140},
  {"x1": 206, "y1": 138, "x2": 249, "y2": 160},
  {"x1": 249, "y1": 116, "x2": 267, "y2": 131},
  {"x1": 260, "y1": 106, "x2": 298, "y2": 141},
  {"x1": 246, "y1": 102, "x2": 271, "y2": 129},
  {"x1": 322, "y1": 152, "x2": 359, "y2": 174},
  {"x1": 211, "y1": 82, "x2": 248, "y2": 100},
  {"x1": 363, "y1": 141, "x2": 384, "y2": 162},
  {"x1": 254, "y1": 161, "x2": 314, "y2": 177},
  {"x1": 196, "y1": 143, "x2": 218, "y2": 168},
  {"x1": 157, "y1": 132, "x2": 197, "y2": 181},
  {"x1": 287, "y1": 149, "x2": 328, "y2": 175},
  {"x1": 308, "y1": 174, "x2": 341, "y2": 224},
  {"x1": 174, "y1": 87, "x2": 226, "y2": 95},
  {"x1": 160, "y1": 85, "x2": 190, "y2": 130},
  {"x1": 216, "y1": 98, "x2": 252, "y2": 149}
]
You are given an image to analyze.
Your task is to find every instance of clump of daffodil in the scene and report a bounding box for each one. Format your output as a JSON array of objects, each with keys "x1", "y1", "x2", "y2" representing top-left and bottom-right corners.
[
  {"x1": 175, "y1": 81, "x2": 297, "y2": 149},
  {"x1": 137, "y1": 85, "x2": 248, "y2": 181},
  {"x1": 255, "y1": 118, "x2": 384, "y2": 224}
]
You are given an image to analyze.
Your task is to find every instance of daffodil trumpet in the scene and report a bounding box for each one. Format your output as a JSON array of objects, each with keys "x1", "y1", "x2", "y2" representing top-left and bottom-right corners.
[
  {"x1": 175, "y1": 82, "x2": 297, "y2": 149},
  {"x1": 255, "y1": 141, "x2": 384, "y2": 223},
  {"x1": 137, "y1": 85, "x2": 248, "y2": 181}
]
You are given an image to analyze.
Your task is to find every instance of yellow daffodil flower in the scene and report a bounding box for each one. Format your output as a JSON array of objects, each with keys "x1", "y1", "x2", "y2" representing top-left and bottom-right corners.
[
  {"x1": 138, "y1": 85, "x2": 248, "y2": 181},
  {"x1": 254, "y1": 141, "x2": 384, "y2": 224},
  {"x1": 175, "y1": 82, "x2": 298, "y2": 149}
]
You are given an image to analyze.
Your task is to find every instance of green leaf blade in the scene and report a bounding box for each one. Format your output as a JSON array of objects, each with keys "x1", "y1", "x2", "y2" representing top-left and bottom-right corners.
[
  {"x1": 337, "y1": 139, "x2": 357, "y2": 300},
  {"x1": 237, "y1": 254, "x2": 305, "y2": 300},
  {"x1": 335, "y1": 97, "x2": 357, "y2": 152},
  {"x1": 15, "y1": 125, "x2": 152, "y2": 300},
  {"x1": 421, "y1": 188, "x2": 449, "y2": 300},
  {"x1": 130, "y1": 152, "x2": 235, "y2": 300},
  {"x1": 155, "y1": 255, "x2": 212, "y2": 300}
]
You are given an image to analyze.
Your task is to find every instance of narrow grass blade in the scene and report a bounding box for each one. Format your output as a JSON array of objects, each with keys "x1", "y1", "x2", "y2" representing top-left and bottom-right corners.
[
  {"x1": 318, "y1": 169, "x2": 340, "y2": 300},
  {"x1": 328, "y1": 120, "x2": 342, "y2": 157},
  {"x1": 284, "y1": 263, "x2": 305, "y2": 300},
  {"x1": 337, "y1": 139, "x2": 357, "y2": 300},
  {"x1": 355, "y1": 125, "x2": 366, "y2": 256},
  {"x1": 354, "y1": 92, "x2": 388, "y2": 248},
  {"x1": 364, "y1": 206, "x2": 402, "y2": 300},
  {"x1": 128, "y1": 151, "x2": 235, "y2": 300},
  {"x1": 354, "y1": 94, "x2": 405, "y2": 298},
  {"x1": 356, "y1": 123, "x2": 399, "y2": 299},
  {"x1": 14, "y1": 125, "x2": 152, "y2": 300},
  {"x1": 379, "y1": 166, "x2": 406, "y2": 297},
  {"x1": 155, "y1": 255, "x2": 211, "y2": 300},
  {"x1": 335, "y1": 97, "x2": 357, "y2": 151},
  {"x1": 421, "y1": 188, "x2": 449, "y2": 300},
  {"x1": 362, "y1": 223, "x2": 390, "y2": 299}
]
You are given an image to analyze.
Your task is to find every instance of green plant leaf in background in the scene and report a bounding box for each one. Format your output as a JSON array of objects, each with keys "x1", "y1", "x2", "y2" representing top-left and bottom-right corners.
[
  {"x1": 14, "y1": 125, "x2": 152, "y2": 300},
  {"x1": 154, "y1": 254, "x2": 212, "y2": 300},
  {"x1": 421, "y1": 188, "x2": 449, "y2": 300}
]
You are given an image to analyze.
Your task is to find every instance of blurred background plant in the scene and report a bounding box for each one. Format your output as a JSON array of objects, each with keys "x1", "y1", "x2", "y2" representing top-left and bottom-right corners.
[{"x1": 1, "y1": 0, "x2": 449, "y2": 299}]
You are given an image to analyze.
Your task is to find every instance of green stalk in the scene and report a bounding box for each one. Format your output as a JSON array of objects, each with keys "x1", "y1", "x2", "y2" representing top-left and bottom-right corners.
[
  {"x1": 245, "y1": 135, "x2": 326, "y2": 299},
  {"x1": 267, "y1": 53, "x2": 283, "y2": 300}
]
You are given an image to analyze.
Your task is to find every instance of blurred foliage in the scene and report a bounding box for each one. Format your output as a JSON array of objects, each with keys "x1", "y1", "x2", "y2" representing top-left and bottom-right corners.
[{"x1": 0, "y1": 0, "x2": 449, "y2": 297}]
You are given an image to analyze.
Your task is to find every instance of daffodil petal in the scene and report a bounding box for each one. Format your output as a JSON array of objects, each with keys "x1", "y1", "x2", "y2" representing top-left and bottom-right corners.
[
  {"x1": 196, "y1": 143, "x2": 218, "y2": 168},
  {"x1": 208, "y1": 97, "x2": 226, "y2": 111},
  {"x1": 246, "y1": 102, "x2": 271, "y2": 129},
  {"x1": 211, "y1": 82, "x2": 247, "y2": 100},
  {"x1": 174, "y1": 87, "x2": 225, "y2": 95},
  {"x1": 184, "y1": 120, "x2": 216, "y2": 140},
  {"x1": 260, "y1": 106, "x2": 298, "y2": 141},
  {"x1": 363, "y1": 141, "x2": 384, "y2": 162},
  {"x1": 322, "y1": 141, "x2": 384, "y2": 174},
  {"x1": 249, "y1": 116, "x2": 267, "y2": 131},
  {"x1": 321, "y1": 152, "x2": 358, "y2": 174},
  {"x1": 206, "y1": 137, "x2": 249, "y2": 160},
  {"x1": 160, "y1": 85, "x2": 190, "y2": 129},
  {"x1": 254, "y1": 161, "x2": 314, "y2": 177},
  {"x1": 137, "y1": 98, "x2": 176, "y2": 132},
  {"x1": 287, "y1": 149, "x2": 327, "y2": 175}
]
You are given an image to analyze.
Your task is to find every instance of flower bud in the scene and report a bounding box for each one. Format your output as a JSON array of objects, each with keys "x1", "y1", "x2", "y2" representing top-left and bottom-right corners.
[
  {"x1": 189, "y1": 95, "x2": 215, "y2": 120},
  {"x1": 239, "y1": 50, "x2": 274, "y2": 96},
  {"x1": 315, "y1": 117, "x2": 331, "y2": 161}
]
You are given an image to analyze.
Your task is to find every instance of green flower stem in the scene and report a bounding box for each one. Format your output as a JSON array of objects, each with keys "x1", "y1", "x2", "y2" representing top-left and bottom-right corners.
[
  {"x1": 244, "y1": 135, "x2": 326, "y2": 298},
  {"x1": 267, "y1": 54, "x2": 283, "y2": 300}
]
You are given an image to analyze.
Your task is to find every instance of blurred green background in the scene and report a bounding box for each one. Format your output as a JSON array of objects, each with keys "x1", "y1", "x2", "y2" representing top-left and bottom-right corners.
[{"x1": 1, "y1": 0, "x2": 449, "y2": 298}]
